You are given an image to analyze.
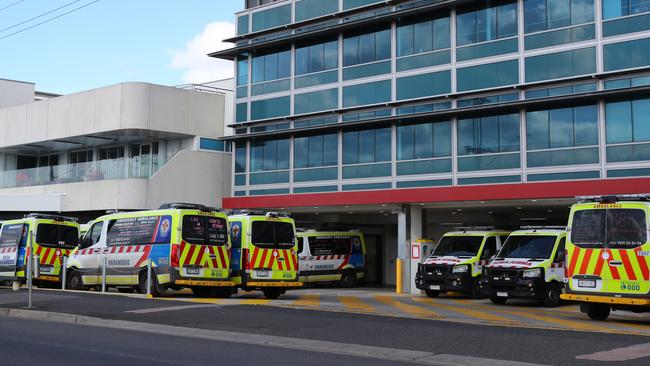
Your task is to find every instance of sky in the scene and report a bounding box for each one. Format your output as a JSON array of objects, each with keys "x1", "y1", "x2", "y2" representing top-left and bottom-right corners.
[{"x1": 0, "y1": 0, "x2": 243, "y2": 94}]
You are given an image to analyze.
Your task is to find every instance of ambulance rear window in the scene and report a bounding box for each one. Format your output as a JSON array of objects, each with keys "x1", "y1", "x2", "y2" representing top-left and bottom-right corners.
[
  {"x1": 182, "y1": 215, "x2": 228, "y2": 246},
  {"x1": 251, "y1": 221, "x2": 294, "y2": 249},
  {"x1": 36, "y1": 224, "x2": 78, "y2": 249},
  {"x1": 571, "y1": 209, "x2": 647, "y2": 249},
  {"x1": 0, "y1": 224, "x2": 25, "y2": 248}
]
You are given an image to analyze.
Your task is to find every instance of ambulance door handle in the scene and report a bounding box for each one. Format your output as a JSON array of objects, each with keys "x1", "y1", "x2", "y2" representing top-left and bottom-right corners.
[{"x1": 609, "y1": 261, "x2": 623, "y2": 266}]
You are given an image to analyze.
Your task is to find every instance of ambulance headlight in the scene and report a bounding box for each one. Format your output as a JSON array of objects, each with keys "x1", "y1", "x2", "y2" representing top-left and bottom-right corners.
[
  {"x1": 523, "y1": 268, "x2": 541, "y2": 278},
  {"x1": 452, "y1": 265, "x2": 469, "y2": 274}
]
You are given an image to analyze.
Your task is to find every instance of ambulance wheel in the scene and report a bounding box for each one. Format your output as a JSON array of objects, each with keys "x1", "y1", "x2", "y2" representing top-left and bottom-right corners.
[
  {"x1": 490, "y1": 297, "x2": 507, "y2": 305},
  {"x1": 262, "y1": 288, "x2": 284, "y2": 299},
  {"x1": 139, "y1": 271, "x2": 162, "y2": 297},
  {"x1": 470, "y1": 281, "x2": 482, "y2": 299},
  {"x1": 542, "y1": 286, "x2": 561, "y2": 307},
  {"x1": 425, "y1": 290, "x2": 440, "y2": 298},
  {"x1": 67, "y1": 270, "x2": 84, "y2": 290},
  {"x1": 586, "y1": 304, "x2": 611, "y2": 321},
  {"x1": 340, "y1": 271, "x2": 357, "y2": 288}
]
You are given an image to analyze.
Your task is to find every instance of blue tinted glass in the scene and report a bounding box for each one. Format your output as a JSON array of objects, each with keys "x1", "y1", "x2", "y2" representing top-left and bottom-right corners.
[
  {"x1": 396, "y1": 71, "x2": 451, "y2": 100},
  {"x1": 235, "y1": 144, "x2": 246, "y2": 173},
  {"x1": 250, "y1": 96, "x2": 290, "y2": 120},
  {"x1": 294, "y1": 134, "x2": 338, "y2": 168},
  {"x1": 252, "y1": 4, "x2": 291, "y2": 32},
  {"x1": 236, "y1": 103, "x2": 248, "y2": 123},
  {"x1": 237, "y1": 14, "x2": 249, "y2": 36},
  {"x1": 294, "y1": 88, "x2": 338, "y2": 115},
  {"x1": 343, "y1": 128, "x2": 391, "y2": 164},
  {"x1": 237, "y1": 58, "x2": 248, "y2": 86},
  {"x1": 250, "y1": 139, "x2": 290, "y2": 172},
  {"x1": 525, "y1": 47, "x2": 596, "y2": 82},
  {"x1": 457, "y1": 113, "x2": 520, "y2": 155},
  {"x1": 633, "y1": 98, "x2": 650, "y2": 141},
  {"x1": 574, "y1": 105, "x2": 599, "y2": 146},
  {"x1": 295, "y1": 0, "x2": 338, "y2": 21},
  {"x1": 296, "y1": 40, "x2": 338, "y2": 76},
  {"x1": 397, "y1": 15, "x2": 450, "y2": 57},
  {"x1": 343, "y1": 0, "x2": 382, "y2": 10},
  {"x1": 343, "y1": 80, "x2": 391, "y2": 107},
  {"x1": 252, "y1": 50, "x2": 291, "y2": 83},
  {"x1": 604, "y1": 38, "x2": 650, "y2": 71},
  {"x1": 457, "y1": 60, "x2": 519, "y2": 92},
  {"x1": 343, "y1": 27, "x2": 391, "y2": 67},
  {"x1": 605, "y1": 100, "x2": 633, "y2": 143},
  {"x1": 526, "y1": 110, "x2": 550, "y2": 149},
  {"x1": 457, "y1": 1, "x2": 518, "y2": 45}
]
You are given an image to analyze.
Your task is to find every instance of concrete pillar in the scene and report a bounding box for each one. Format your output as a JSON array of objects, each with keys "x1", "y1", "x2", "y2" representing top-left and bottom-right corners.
[
  {"x1": 409, "y1": 205, "x2": 423, "y2": 294},
  {"x1": 397, "y1": 207, "x2": 408, "y2": 293}
]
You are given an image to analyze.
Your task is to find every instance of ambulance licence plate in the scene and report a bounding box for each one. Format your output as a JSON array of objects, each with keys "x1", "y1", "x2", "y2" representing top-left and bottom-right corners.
[
  {"x1": 186, "y1": 268, "x2": 200, "y2": 275},
  {"x1": 430, "y1": 285, "x2": 440, "y2": 290},
  {"x1": 497, "y1": 291, "x2": 508, "y2": 297},
  {"x1": 578, "y1": 280, "x2": 596, "y2": 288},
  {"x1": 256, "y1": 270, "x2": 269, "y2": 278}
]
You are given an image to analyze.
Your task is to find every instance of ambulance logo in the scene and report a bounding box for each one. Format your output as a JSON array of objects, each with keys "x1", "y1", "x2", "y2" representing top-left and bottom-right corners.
[
  {"x1": 160, "y1": 218, "x2": 171, "y2": 237},
  {"x1": 231, "y1": 224, "x2": 240, "y2": 237}
]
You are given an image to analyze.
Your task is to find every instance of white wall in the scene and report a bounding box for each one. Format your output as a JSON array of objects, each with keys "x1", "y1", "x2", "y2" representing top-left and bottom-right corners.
[{"x1": 0, "y1": 79, "x2": 34, "y2": 108}]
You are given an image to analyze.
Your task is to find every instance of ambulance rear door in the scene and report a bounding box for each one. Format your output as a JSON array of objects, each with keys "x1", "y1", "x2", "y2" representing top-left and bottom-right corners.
[{"x1": 0, "y1": 224, "x2": 27, "y2": 278}]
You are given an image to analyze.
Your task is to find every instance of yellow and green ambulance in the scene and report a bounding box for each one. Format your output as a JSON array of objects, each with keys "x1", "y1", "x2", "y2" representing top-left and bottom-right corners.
[
  {"x1": 0, "y1": 214, "x2": 79, "y2": 287},
  {"x1": 66, "y1": 203, "x2": 233, "y2": 297},
  {"x1": 561, "y1": 195, "x2": 650, "y2": 320},
  {"x1": 415, "y1": 229, "x2": 510, "y2": 298},
  {"x1": 228, "y1": 212, "x2": 302, "y2": 299}
]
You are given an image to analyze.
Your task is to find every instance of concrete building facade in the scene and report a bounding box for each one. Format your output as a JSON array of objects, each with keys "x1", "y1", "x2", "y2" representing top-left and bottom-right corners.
[{"x1": 214, "y1": 0, "x2": 650, "y2": 290}]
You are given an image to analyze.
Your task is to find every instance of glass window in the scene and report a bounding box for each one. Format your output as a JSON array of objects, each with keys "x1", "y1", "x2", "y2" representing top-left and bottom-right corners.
[
  {"x1": 603, "y1": 0, "x2": 650, "y2": 19},
  {"x1": 250, "y1": 96, "x2": 290, "y2": 120},
  {"x1": 432, "y1": 236, "x2": 484, "y2": 257},
  {"x1": 36, "y1": 224, "x2": 78, "y2": 249},
  {"x1": 571, "y1": 209, "x2": 647, "y2": 249},
  {"x1": 237, "y1": 58, "x2": 248, "y2": 86},
  {"x1": 250, "y1": 138, "x2": 290, "y2": 172},
  {"x1": 252, "y1": 48, "x2": 291, "y2": 83},
  {"x1": 343, "y1": 80, "x2": 391, "y2": 108},
  {"x1": 236, "y1": 103, "x2": 248, "y2": 123},
  {"x1": 397, "y1": 121, "x2": 451, "y2": 160},
  {"x1": 182, "y1": 215, "x2": 228, "y2": 246},
  {"x1": 498, "y1": 235, "x2": 558, "y2": 259},
  {"x1": 396, "y1": 71, "x2": 451, "y2": 100},
  {"x1": 458, "y1": 113, "x2": 520, "y2": 155},
  {"x1": 526, "y1": 105, "x2": 599, "y2": 150},
  {"x1": 456, "y1": 1, "x2": 518, "y2": 46},
  {"x1": 295, "y1": 0, "x2": 339, "y2": 21},
  {"x1": 604, "y1": 38, "x2": 650, "y2": 72},
  {"x1": 235, "y1": 143, "x2": 246, "y2": 173},
  {"x1": 481, "y1": 236, "x2": 497, "y2": 259},
  {"x1": 295, "y1": 39, "x2": 338, "y2": 75},
  {"x1": 295, "y1": 133, "x2": 338, "y2": 168},
  {"x1": 397, "y1": 14, "x2": 450, "y2": 57},
  {"x1": 343, "y1": 27, "x2": 391, "y2": 67},
  {"x1": 343, "y1": 128, "x2": 391, "y2": 164},
  {"x1": 251, "y1": 221, "x2": 294, "y2": 249},
  {"x1": 525, "y1": 47, "x2": 596, "y2": 82},
  {"x1": 251, "y1": 4, "x2": 291, "y2": 32},
  {"x1": 525, "y1": 0, "x2": 594, "y2": 33},
  {"x1": 605, "y1": 96, "x2": 650, "y2": 143},
  {"x1": 457, "y1": 60, "x2": 519, "y2": 92},
  {"x1": 294, "y1": 88, "x2": 338, "y2": 115},
  {"x1": 237, "y1": 14, "x2": 249, "y2": 36},
  {"x1": 344, "y1": 0, "x2": 382, "y2": 9}
]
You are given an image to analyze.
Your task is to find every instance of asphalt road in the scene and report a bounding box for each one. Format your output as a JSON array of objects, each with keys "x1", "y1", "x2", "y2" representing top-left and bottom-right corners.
[
  {"x1": 0, "y1": 317, "x2": 414, "y2": 366},
  {"x1": 1, "y1": 288, "x2": 649, "y2": 365}
]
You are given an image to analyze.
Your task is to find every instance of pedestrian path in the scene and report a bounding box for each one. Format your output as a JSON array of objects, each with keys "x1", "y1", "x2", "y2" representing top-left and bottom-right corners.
[{"x1": 161, "y1": 288, "x2": 650, "y2": 337}]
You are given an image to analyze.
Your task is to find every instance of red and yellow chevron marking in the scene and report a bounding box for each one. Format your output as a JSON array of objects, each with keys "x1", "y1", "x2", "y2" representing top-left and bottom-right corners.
[
  {"x1": 32, "y1": 244, "x2": 73, "y2": 279},
  {"x1": 248, "y1": 247, "x2": 297, "y2": 271},
  {"x1": 567, "y1": 246, "x2": 650, "y2": 281},
  {"x1": 179, "y1": 241, "x2": 229, "y2": 269}
]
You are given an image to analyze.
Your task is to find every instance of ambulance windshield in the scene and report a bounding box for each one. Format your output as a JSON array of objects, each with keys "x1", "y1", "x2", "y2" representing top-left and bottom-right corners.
[
  {"x1": 432, "y1": 236, "x2": 483, "y2": 257},
  {"x1": 571, "y1": 209, "x2": 647, "y2": 249},
  {"x1": 497, "y1": 235, "x2": 556, "y2": 259},
  {"x1": 0, "y1": 224, "x2": 25, "y2": 248},
  {"x1": 252, "y1": 221, "x2": 294, "y2": 249},
  {"x1": 36, "y1": 224, "x2": 78, "y2": 249}
]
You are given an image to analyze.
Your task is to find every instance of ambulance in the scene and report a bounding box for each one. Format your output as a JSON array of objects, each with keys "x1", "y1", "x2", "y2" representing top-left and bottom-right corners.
[
  {"x1": 66, "y1": 203, "x2": 233, "y2": 297},
  {"x1": 561, "y1": 195, "x2": 650, "y2": 320},
  {"x1": 415, "y1": 229, "x2": 510, "y2": 298},
  {"x1": 0, "y1": 214, "x2": 79, "y2": 287},
  {"x1": 296, "y1": 230, "x2": 365, "y2": 287},
  {"x1": 228, "y1": 212, "x2": 302, "y2": 299},
  {"x1": 482, "y1": 227, "x2": 566, "y2": 306}
]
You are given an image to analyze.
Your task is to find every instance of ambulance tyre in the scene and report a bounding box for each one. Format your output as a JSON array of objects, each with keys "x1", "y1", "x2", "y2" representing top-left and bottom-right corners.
[
  {"x1": 67, "y1": 270, "x2": 84, "y2": 290},
  {"x1": 340, "y1": 270, "x2": 357, "y2": 288},
  {"x1": 263, "y1": 288, "x2": 284, "y2": 299},
  {"x1": 542, "y1": 285, "x2": 562, "y2": 307},
  {"x1": 139, "y1": 271, "x2": 163, "y2": 297},
  {"x1": 425, "y1": 290, "x2": 440, "y2": 298},
  {"x1": 586, "y1": 304, "x2": 611, "y2": 321},
  {"x1": 490, "y1": 296, "x2": 507, "y2": 305}
]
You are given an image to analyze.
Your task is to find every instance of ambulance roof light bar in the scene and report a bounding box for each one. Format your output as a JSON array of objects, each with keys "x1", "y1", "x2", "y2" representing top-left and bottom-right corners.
[
  {"x1": 24, "y1": 213, "x2": 78, "y2": 222},
  {"x1": 454, "y1": 226, "x2": 497, "y2": 233},
  {"x1": 159, "y1": 203, "x2": 221, "y2": 212},
  {"x1": 520, "y1": 225, "x2": 567, "y2": 232},
  {"x1": 576, "y1": 194, "x2": 650, "y2": 203}
]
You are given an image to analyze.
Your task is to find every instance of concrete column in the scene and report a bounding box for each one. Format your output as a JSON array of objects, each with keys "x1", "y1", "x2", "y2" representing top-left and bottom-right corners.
[
  {"x1": 397, "y1": 207, "x2": 408, "y2": 293},
  {"x1": 409, "y1": 205, "x2": 423, "y2": 294}
]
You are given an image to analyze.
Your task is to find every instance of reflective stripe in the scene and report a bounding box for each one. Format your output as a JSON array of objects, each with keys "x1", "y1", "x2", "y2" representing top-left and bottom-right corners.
[{"x1": 619, "y1": 250, "x2": 637, "y2": 281}]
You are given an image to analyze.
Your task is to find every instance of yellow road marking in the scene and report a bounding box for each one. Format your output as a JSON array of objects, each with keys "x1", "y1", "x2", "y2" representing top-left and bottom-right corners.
[
  {"x1": 414, "y1": 298, "x2": 514, "y2": 324},
  {"x1": 292, "y1": 294, "x2": 320, "y2": 307},
  {"x1": 338, "y1": 296, "x2": 378, "y2": 313},
  {"x1": 375, "y1": 296, "x2": 439, "y2": 318},
  {"x1": 234, "y1": 298, "x2": 272, "y2": 306}
]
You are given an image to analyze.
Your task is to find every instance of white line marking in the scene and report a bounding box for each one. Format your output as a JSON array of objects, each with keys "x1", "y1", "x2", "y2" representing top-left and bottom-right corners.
[
  {"x1": 576, "y1": 342, "x2": 650, "y2": 361},
  {"x1": 125, "y1": 304, "x2": 219, "y2": 314}
]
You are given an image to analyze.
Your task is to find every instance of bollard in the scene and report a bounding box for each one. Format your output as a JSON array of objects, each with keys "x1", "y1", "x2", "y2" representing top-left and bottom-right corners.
[
  {"x1": 26, "y1": 246, "x2": 33, "y2": 308},
  {"x1": 33, "y1": 255, "x2": 40, "y2": 279},
  {"x1": 146, "y1": 258, "x2": 152, "y2": 296},
  {"x1": 101, "y1": 257, "x2": 107, "y2": 293},
  {"x1": 61, "y1": 256, "x2": 67, "y2": 290},
  {"x1": 396, "y1": 258, "x2": 403, "y2": 294}
]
